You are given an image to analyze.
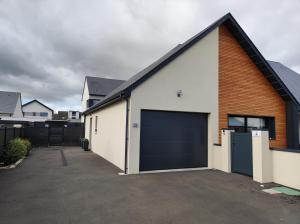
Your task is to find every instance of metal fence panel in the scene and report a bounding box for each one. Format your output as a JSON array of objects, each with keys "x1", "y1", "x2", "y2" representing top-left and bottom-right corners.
[
  {"x1": 0, "y1": 125, "x2": 83, "y2": 148},
  {"x1": 24, "y1": 127, "x2": 49, "y2": 147},
  {"x1": 63, "y1": 126, "x2": 83, "y2": 146}
]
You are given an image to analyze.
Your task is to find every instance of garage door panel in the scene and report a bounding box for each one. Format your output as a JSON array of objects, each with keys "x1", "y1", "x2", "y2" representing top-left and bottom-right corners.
[
  {"x1": 140, "y1": 154, "x2": 204, "y2": 171},
  {"x1": 142, "y1": 127, "x2": 203, "y2": 141},
  {"x1": 141, "y1": 140, "x2": 202, "y2": 155},
  {"x1": 140, "y1": 110, "x2": 208, "y2": 171}
]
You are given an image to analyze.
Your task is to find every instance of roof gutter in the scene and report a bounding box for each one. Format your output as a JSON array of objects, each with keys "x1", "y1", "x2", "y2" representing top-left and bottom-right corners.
[{"x1": 83, "y1": 91, "x2": 129, "y2": 115}]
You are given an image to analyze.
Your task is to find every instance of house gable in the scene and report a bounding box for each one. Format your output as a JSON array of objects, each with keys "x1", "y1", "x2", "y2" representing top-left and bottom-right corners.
[
  {"x1": 84, "y1": 13, "x2": 296, "y2": 115},
  {"x1": 13, "y1": 95, "x2": 23, "y2": 118},
  {"x1": 127, "y1": 28, "x2": 219, "y2": 173},
  {"x1": 219, "y1": 25, "x2": 287, "y2": 148}
]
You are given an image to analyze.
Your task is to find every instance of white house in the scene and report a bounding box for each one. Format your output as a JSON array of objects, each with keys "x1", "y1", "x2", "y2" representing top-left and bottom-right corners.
[
  {"x1": 22, "y1": 100, "x2": 53, "y2": 121},
  {"x1": 68, "y1": 111, "x2": 81, "y2": 122},
  {"x1": 0, "y1": 91, "x2": 23, "y2": 119},
  {"x1": 83, "y1": 14, "x2": 300, "y2": 190},
  {"x1": 81, "y1": 76, "x2": 125, "y2": 112}
]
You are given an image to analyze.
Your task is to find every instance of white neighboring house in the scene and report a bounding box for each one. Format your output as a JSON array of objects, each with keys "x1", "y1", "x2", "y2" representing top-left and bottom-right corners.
[
  {"x1": 81, "y1": 76, "x2": 125, "y2": 113},
  {"x1": 0, "y1": 91, "x2": 23, "y2": 119},
  {"x1": 68, "y1": 111, "x2": 81, "y2": 122},
  {"x1": 22, "y1": 100, "x2": 53, "y2": 121}
]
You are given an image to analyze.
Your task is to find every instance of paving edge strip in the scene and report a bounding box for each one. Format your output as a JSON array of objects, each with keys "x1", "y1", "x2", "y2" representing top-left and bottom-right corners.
[
  {"x1": 0, "y1": 157, "x2": 24, "y2": 170},
  {"x1": 59, "y1": 148, "x2": 68, "y2": 166}
]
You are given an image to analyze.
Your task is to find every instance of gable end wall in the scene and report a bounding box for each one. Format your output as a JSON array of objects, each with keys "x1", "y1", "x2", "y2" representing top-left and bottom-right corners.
[{"x1": 219, "y1": 25, "x2": 287, "y2": 148}]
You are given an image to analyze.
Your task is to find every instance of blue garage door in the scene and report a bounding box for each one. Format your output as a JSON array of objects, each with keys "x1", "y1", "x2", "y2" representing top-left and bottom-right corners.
[{"x1": 140, "y1": 110, "x2": 208, "y2": 171}]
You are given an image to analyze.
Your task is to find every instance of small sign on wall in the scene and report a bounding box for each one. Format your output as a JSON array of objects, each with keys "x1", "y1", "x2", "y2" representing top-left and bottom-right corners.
[{"x1": 252, "y1": 130, "x2": 261, "y2": 137}]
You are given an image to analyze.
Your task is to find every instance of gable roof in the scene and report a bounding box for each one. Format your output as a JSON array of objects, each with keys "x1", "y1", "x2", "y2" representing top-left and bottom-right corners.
[
  {"x1": 85, "y1": 76, "x2": 125, "y2": 96},
  {"x1": 0, "y1": 91, "x2": 21, "y2": 114},
  {"x1": 84, "y1": 13, "x2": 297, "y2": 115},
  {"x1": 22, "y1": 99, "x2": 54, "y2": 112},
  {"x1": 268, "y1": 61, "x2": 300, "y2": 105}
]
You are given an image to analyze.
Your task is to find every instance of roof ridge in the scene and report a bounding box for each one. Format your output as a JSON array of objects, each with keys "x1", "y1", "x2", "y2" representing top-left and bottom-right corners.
[{"x1": 86, "y1": 76, "x2": 125, "y2": 81}]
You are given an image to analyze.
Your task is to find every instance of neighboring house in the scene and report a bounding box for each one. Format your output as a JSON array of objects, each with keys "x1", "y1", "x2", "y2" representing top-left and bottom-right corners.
[
  {"x1": 0, "y1": 91, "x2": 23, "y2": 118},
  {"x1": 22, "y1": 100, "x2": 53, "y2": 121},
  {"x1": 81, "y1": 76, "x2": 125, "y2": 112},
  {"x1": 53, "y1": 111, "x2": 68, "y2": 120},
  {"x1": 68, "y1": 111, "x2": 81, "y2": 122},
  {"x1": 268, "y1": 61, "x2": 300, "y2": 142},
  {"x1": 83, "y1": 13, "x2": 300, "y2": 176}
]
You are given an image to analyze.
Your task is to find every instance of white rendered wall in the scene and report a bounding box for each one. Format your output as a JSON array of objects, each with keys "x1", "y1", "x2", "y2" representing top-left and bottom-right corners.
[
  {"x1": 127, "y1": 28, "x2": 219, "y2": 174},
  {"x1": 22, "y1": 101, "x2": 52, "y2": 120},
  {"x1": 272, "y1": 150, "x2": 300, "y2": 190},
  {"x1": 85, "y1": 100, "x2": 127, "y2": 170},
  {"x1": 13, "y1": 95, "x2": 24, "y2": 118}
]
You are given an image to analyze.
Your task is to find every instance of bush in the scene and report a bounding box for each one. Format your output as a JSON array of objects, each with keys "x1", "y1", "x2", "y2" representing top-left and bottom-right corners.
[
  {"x1": 1, "y1": 138, "x2": 27, "y2": 165},
  {"x1": 21, "y1": 139, "x2": 32, "y2": 156}
]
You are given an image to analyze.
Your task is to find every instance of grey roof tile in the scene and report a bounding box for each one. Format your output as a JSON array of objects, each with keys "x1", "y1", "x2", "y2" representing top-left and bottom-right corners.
[
  {"x1": 86, "y1": 76, "x2": 125, "y2": 96},
  {"x1": 0, "y1": 91, "x2": 20, "y2": 114},
  {"x1": 268, "y1": 61, "x2": 300, "y2": 105}
]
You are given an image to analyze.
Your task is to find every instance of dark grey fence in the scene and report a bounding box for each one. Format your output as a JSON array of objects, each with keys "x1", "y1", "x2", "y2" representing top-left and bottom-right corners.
[
  {"x1": 0, "y1": 125, "x2": 84, "y2": 152},
  {"x1": 0, "y1": 127, "x2": 25, "y2": 152}
]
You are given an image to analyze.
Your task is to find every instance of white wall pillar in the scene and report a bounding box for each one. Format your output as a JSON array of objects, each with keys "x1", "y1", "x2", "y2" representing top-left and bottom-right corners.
[
  {"x1": 252, "y1": 130, "x2": 273, "y2": 183},
  {"x1": 220, "y1": 129, "x2": 234, "y2": 173}
]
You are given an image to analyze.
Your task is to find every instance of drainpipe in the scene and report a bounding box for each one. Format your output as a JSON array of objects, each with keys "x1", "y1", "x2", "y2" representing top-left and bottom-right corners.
[{"x1": 124, "y1": 98, "x2": 129, "y2": 174}]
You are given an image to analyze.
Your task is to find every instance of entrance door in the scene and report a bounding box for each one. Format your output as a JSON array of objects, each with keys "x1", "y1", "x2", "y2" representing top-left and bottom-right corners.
[
  {"x1": 231, "y1": 132, "x2": 253, "y2": 176},
  {"x1": 89, "y1": 117, "x2": 92, "y2": 149}
]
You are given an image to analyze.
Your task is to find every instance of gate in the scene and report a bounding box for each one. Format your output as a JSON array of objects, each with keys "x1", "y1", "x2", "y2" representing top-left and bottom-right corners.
[
  {"x1": 49, "y1": 127, "x2": 64, "y2": 146},
  {"x1": 231, "y1": 132, "x2": 253, "y2": 176}
]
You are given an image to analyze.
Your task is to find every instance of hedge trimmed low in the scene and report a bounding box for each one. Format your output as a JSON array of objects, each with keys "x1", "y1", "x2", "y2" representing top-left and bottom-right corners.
[
  {"x1": 22, "y1": 139, "x2": 32, "y2": 156},
  {"x1": 0, "y1": 138, "x2": 32, "y2": 166}
]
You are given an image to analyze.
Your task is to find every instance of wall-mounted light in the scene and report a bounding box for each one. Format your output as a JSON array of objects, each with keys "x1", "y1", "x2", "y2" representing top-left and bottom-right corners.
[{"x1": 177, "y1": 90, "x2": 183, "y2": 98}]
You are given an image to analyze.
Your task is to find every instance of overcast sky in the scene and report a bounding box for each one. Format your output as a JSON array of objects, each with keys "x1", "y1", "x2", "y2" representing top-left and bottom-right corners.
[{"x1": 0, "y1": 0, "x2": 300, "y2": 112}]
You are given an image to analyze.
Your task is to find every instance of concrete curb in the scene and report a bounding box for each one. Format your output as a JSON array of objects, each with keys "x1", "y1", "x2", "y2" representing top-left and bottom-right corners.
[{"x1": 0, "y1": 157, "x2": 25, "y2": 170}]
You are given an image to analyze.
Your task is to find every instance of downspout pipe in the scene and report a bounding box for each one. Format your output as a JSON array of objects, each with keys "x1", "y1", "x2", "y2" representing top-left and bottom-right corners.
[{"x1": 124, "y1": 98, "x2": 129, "y2": 174}]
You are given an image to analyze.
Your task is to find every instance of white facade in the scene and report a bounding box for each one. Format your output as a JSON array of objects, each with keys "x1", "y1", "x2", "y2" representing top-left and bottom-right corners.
[
  {"x1": 85, "y1": 28, "x2": 219, "y2": 174},
  {"x1": 22, "y1": 100, "x2": 53, "y2": 121},
  {"x1": 85, "y1": 101, "x2": 127, "y2": 170},
  {"x1": 13, "y1": 95, "x2": 23, "y2": 118},
  {"x1": 127, "y1": 29, "x2": 219, "y2": 173},
  {"x1": 81, "y1": 80, "x2": 105, "y2": 112},
  {"x1": 68, "y1": 111, "x2": 81, "y2": 122}
]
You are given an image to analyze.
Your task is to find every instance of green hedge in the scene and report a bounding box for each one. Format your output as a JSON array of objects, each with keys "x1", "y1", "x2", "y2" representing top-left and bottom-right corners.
[{"x1": 0, "y1": 138, "x2": 32, "y2": 166}]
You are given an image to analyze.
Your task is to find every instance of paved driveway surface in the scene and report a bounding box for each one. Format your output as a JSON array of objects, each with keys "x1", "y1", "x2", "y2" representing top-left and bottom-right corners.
[{"x1": 0, "y1": 147, "x2": 299, "y2": 224}]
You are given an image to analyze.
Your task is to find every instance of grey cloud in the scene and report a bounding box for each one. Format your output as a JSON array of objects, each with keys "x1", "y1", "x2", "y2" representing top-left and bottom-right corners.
[{"x1": 0, "y1": 0, "x2": 299, "y2": 111}]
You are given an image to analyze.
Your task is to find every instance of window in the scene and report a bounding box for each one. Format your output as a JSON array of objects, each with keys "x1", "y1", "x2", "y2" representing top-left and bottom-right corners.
[
  {"x1": 95, "y1": 116, "x2": 98, "y2": 133},
  {"x1": 228, "y1": 115, "x2": 276, "y2": 139},
  {"x1": 228, "y1": 116, "x2": 245, "y2": 126},
  {"x1": 40, "y1": 112, "x2": 48, "y2": 117},
  {"x1": 72, "y1": 111, "x2": 76, "y2": 116},
  {"x1": 87, "y1": 99, "x2": 101, "y2": 108}
]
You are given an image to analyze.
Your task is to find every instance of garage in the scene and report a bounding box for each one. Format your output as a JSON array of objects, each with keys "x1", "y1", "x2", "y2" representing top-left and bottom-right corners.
[{"x1": 140, "y1": 110, "x2": 208, "y2": 171}]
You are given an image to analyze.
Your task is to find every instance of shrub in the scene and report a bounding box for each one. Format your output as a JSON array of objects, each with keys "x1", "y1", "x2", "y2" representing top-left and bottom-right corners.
[
  {"x1": 21, "y1": 139, "x2": 32, "y2": 156},
  {"x1": 83, "y1": 138, "x2": 89, "y2": 151},
  {"x1": 2, "y1": 138, "x2": 27, "y2": 165}
]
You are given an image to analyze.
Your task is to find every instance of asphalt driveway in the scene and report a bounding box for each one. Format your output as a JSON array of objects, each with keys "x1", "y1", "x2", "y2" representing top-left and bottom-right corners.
[{"x1": 0, "y1": 147, "x2": 299, "y2": 224}]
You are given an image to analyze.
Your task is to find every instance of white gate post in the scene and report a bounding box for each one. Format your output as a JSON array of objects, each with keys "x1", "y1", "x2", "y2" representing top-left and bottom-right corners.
[
  {"x1": 252, "y1": 130, "x2": 273, "y2": 183},
  {"x1": 221, "y1": 129, "x2": 234, "y2": 173}
]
